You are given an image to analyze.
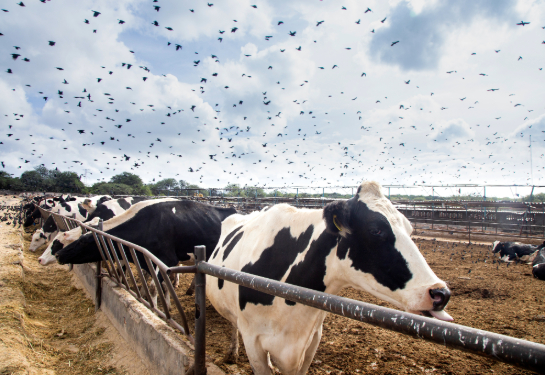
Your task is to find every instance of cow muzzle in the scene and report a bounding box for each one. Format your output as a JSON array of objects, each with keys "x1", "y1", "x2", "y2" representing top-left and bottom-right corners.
[{"x1": 422, "y1": 287, "x2": 453, "y2": 321}]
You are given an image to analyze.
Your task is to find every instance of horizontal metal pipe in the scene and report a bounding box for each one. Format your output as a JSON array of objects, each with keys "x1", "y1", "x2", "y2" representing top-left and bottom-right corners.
[
  {"x1": 167, "y1": 265, "x2": 197, "y2": 275},
  {"x1": 198, "y1": 262, "x2": 545, "y2": 373}
]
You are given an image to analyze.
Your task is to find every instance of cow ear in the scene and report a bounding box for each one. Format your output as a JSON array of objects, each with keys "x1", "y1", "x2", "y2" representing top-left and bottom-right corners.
[{"x1": 323, "y1": 200, "x2": 350, "y2": 235}]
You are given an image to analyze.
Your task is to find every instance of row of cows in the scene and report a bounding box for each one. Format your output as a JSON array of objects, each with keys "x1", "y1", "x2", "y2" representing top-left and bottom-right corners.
[{"x1": 21, "y1": 181, "x2": 543, "y2": 374}]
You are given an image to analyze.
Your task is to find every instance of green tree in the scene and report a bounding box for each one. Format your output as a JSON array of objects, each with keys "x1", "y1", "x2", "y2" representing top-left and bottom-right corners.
[
  {"x1": 110, "y1": 172, "x2": 144, "y2": 188},
  {"x1": 0, "y1": 171, "x2": 14, "y2": 190},
  {"x1": 152, "y1": 178, "x2": 179, "y2": 195},
  {"x1": 90, "y1": 182, "x2": 134, "y2": 195},
  {"x1": 20, "y1": 170, "x2": 44, "y2": 191},
  {"x1": 54, "y1": 171, "x2": 85, "y2": 193}
]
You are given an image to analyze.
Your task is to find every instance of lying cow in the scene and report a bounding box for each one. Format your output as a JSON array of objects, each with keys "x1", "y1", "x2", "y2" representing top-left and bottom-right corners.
[
  {"x1": 207, "y1": 181, "x2": 452, "y2": 374},
  {"x1": 38, "y1": 198, "x2": 150, "y2": 265},
  {"x1": 491, "y1": 241, "x2": 545, "y2": 263},
  {"x1": 532, "y1": 248, "x2": 545, "y2": 280},
  {"x1": 54, "y1": 199, "x2": 236, "y2": 306}
]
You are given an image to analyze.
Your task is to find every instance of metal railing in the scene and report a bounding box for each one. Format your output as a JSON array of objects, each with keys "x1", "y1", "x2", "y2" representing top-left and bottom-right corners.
[
  {"x1": 37, "y1": 207, "x2": 195, "y2": 345},
  {"x1": 34, "y1": 208, "x2": 545, "y2": 374}
]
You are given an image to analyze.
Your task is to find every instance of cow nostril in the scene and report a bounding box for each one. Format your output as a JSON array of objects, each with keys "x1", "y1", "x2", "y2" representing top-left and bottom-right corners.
[{"x1": 429, "y1": 288, "x2": 451, "y2": 311}]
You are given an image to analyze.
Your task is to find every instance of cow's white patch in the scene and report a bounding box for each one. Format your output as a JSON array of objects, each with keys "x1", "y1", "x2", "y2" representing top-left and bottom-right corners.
[
  {"x1": 172, "y1": 207, "x2": 176, "y2": 214},
  {"x1": 492, "y1": 241, "x2": 500, "y2": 253},
  {"x1": 101, "y1": 198, "x2": 176, "y2": 231},
  {"x1": 30, "y1": 229, "x2": 47, "y2": 252}
]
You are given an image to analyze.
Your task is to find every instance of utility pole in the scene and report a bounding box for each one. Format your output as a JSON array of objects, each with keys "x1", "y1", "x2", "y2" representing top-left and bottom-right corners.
[{"x1": 530, "y1": 135, "x2": 534, "y2": 186}]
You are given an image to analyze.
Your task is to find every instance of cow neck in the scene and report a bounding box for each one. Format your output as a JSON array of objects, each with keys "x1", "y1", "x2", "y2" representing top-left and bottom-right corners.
[{"x1": 321, "y1": 235, "x2": 355, "y2": 296}]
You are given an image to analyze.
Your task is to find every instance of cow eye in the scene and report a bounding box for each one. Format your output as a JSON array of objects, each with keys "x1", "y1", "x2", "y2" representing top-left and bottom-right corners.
[{"x1": 370, "y1": 228, "x2": 382, "y2": 236}]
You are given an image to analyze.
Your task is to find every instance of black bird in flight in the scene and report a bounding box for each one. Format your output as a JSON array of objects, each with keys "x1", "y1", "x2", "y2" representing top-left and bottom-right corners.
[
  {"x1": 316, "y1": 20, "x2": 324, "y2": 26},
  {"x1": 289, "y1": 31, "x2": 296, "y2": 36},
  {"x1": 355, "y1": 19, "x2": 360, "y2": 24},
  {"x1": 152, "y1": 20, "x2": 159, "y2": 26},
  {"x1": 516, "y1": 21, "x2": 530, "y2": 26},
  {"x1": 391, "y1": 41, "x2": 399, "y2": 46},
  {"x1": 278, "y1": 21, "x2": 284, "y2": 25},
  {"x1": 92, "y1": 10, "x2": 101, "y2": 17},
  {"x1": 175, "y1": 44, "x2": 182, "y2": 50},
  {"x1": 365, "y1": 7, "x2": 372, "y2": 13},
  {"x1": 48, "y1": 41, "x2": 56, "y2": 46},
  {"x1": 11, "y1": 54, "x2": 20, "y2": 60},
  {"x1": 381, "y1": 17, "x2": 387, "y2": 23},
  {"x1": 154, "y1": 6, "x2": 160, "y2": 11}
]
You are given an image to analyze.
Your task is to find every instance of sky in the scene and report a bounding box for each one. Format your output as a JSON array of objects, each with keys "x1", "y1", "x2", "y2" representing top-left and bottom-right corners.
[{"x1": 1, "y1": 0, "x2": 545, "y2": 194}]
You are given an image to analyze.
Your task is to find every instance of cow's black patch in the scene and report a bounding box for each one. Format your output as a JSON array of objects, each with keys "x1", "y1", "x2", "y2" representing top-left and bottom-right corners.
[
  {"x1": 211, "y1": 246, "x2": 220, "y2": 260},
  {"x1": 60, "y1": 201, "x2": 71, "y2": 212},
  {"x1": 239, "y1": 225, "x2": 314, "y2": 310},
  {"x1": 218, "y1": 278, "x2": 224, "y2": 289},
  {"x1": 343, "y1": 201, "x2": 412, "y2": 291},
  {"x1": 336, "y1": 237, "x2": 349, "y2": 260},
  {"x1": 118, "y1": 198, "x2": 131, "y2": 210},
  {"x1": 42, "y1": 216, "x2": 57, "y2": 233},
  {"x1": 284, "y1": 230, "x2": 338, "y2": 305},
  {"x1": 222, "y1": 225, "x2": 243, "y2": 247},
  {"x1": 78, "y1": 204, "x2": 87, "y2": 217},
  {"x1": 50, "y1": 239, "x2": 64, "y2": 255},
  {"x1": 223, "y1": 231, "x2": 244, "y2": 261}
]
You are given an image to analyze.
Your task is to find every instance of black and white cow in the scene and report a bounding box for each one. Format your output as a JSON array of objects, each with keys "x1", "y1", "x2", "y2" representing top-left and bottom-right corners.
[
  {"x1": 207, "y1": 181, "x2": 452, "y2": 374},
  {"x1": 532, "y1": 247, "x2": 545, "y2": 280},
  {"x1": 80, "y1": 195, "x2": 113, "y2": 213},
  {"x1": 84, "y1": 197, "x2": 150, "y2": 222},
  {"x1": 37, "y1": 197, "x2": 150, "y2": 265},
  {"x1": 23, "y1": 199, "x2": 56, "y2": 227},
  {"x1": 27, "y1": 200, "x2": 90, "y2": 251},
  {"x1": 54, "y1": 199, "x2": 237, "y2": 305},
  {"x1": 491, "y1": 241, "x2": 545, "y2": 263}
]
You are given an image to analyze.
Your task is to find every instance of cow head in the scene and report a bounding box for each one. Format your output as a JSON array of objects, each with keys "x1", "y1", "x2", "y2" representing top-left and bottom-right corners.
[
  {"x1": 533, "y1": 263, "x2": 545, "y2": 280},
  {"x1": 39, "y1": 222, "x2": 92, "y2": 265},
  {"x1": 23, "y1": 207, "x2": 41, "y2": 227},
  {"x1": 322, "y1": 181, "x2": 452, "y2": 321},
  {"x1": 29, "y1": 229, "x2": 48, "y2": 252},
  {"x1": 54, "y1": 231, "x2": 102, "y2": 265},
  {"x1": 81, "y1": 198, "x2": 95, "y2": 213},
  {"x1": 491, "y1": 241, "x2": 503, "y2": 255}
]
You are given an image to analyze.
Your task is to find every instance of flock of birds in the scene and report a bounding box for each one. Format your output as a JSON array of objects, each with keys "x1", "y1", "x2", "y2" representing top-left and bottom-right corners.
[
  {"x1": 0, "y1": 199, "x2": 23, "y2": 227},
  {"x1": 2, "y1": 1, "x2": 545, "y2": 190}
]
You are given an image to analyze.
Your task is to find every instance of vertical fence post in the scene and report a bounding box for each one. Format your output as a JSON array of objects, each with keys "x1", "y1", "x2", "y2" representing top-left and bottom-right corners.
[
  {"x1": 95, "y1": 219, "x2": 103, "y2": 312},
  {"x1": 194, "y1": 245, "x2": 207, "y2": 375}
]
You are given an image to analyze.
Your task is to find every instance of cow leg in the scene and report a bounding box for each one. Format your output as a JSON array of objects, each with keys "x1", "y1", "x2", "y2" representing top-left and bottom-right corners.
[
  {"x1": 296, "y1": 326, "x2": 322, "y2": 375},
  {"x1": 170, "y1": 272, "x2": 180, "y2": 288},
  {"x1": 220, "y1": 324, "x2": 240, "y2": 364},
  {"x1": 185, "y1": 276, "x2": 196, "y2": 295},
  {"x1": 241, "y1": 335, "x2": 271, "y2": 375}
]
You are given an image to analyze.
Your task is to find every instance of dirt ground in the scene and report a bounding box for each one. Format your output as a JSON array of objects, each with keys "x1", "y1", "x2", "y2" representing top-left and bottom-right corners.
[
  {"x1": 173, "y1": 239, "x2": 544, "y2": 375},
  {"x1": 0, "y1": 196, "x2": 150, "y2": 375}
]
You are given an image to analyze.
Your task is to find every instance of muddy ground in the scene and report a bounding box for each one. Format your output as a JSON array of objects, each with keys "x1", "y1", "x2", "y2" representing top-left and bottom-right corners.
[
  {"x1": 173, "y1": 239, "x2": 544, "y2": 375},
  {"x1": 0, "y1": 196, "x2": 150, "y2": 375}
]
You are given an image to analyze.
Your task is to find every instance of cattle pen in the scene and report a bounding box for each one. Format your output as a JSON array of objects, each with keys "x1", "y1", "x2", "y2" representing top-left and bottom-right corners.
[{"x1": 36, "y1": 206, "x2": 545, "y2": 375}]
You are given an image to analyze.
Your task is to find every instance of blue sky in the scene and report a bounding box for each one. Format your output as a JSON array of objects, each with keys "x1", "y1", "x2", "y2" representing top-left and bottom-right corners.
[{"x1": 1, "y1": 0, "x2": 545, "y2": 191}]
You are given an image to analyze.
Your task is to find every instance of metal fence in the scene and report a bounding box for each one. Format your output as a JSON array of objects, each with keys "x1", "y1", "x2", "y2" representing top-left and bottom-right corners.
[{"x1": 35, "y1": 208, "x2": 545, "y2": 375}]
